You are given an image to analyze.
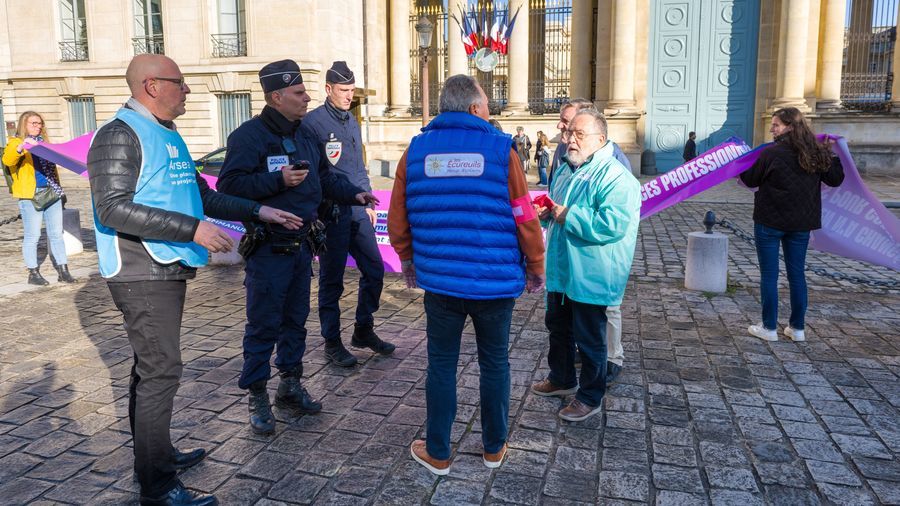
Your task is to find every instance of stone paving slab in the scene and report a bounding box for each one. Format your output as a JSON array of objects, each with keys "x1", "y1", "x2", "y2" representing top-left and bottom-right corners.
[{"x1": 0, "y1": 174, "x2": 898, "y2": 504}]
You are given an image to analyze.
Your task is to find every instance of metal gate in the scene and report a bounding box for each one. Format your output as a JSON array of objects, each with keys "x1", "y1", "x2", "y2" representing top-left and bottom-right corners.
[{"x1": 646, "y1": 0, "x2": 760, "y2": 172}]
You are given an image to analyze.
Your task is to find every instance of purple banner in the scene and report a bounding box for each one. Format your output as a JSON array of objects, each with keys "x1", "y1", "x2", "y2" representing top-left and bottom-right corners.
[
  {"x1": 812, "y1": 137, "x2": 899, "y2": 270},
  {"x1": 26, "y1": 133, "x2": 900, "y2": 271},
  {"x1": 640, "y1": 137, "x2": 753, "y2": 219}
]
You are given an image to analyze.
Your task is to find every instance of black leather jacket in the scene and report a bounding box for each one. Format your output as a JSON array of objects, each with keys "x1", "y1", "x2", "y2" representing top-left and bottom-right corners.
[{"x1": 88, "y1": 109, "x2": 258, "y2": 282}]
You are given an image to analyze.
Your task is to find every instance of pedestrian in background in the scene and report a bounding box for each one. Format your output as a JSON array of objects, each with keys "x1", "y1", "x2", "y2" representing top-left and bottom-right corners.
[
  {"x1": 683, "y1": 131, "x2": 697, "y2": 162},
  {"x1": 514, "y1": 126, "x2": 532, "y2": 173},
  {"x1": 535, "y1": 130, "x2": 550, "y2": 186}
]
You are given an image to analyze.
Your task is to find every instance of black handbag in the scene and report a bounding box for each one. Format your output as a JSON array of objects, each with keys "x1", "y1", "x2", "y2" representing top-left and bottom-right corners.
[{"x1": 31, "y1": 187, "x2": 61, "y2": 211}]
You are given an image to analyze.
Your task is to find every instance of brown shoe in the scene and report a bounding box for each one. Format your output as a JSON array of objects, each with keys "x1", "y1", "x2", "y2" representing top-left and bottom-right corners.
[
  {"x1": 559, "y1": 398, "x2": 603, "y2": 422},
  {"x1": 530, "y1": 379, "x2": 577, "y2": 397},
  {"x1": 410, "y1": 440, "x2": 450, "y2": 476},
  {"x1": 483, "y1": 443, "x2": 508, "y2": 469}
]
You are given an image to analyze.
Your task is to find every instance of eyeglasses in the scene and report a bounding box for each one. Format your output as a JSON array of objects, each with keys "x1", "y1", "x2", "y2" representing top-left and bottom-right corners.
[
  {"x1": 562, "y1": 129, "x2": 603, "y2": 142},
  {"x1": 27, "y1": 121, "x2": 44, "y2": 126},
  {"x1": 151, "y1": 76, "x2": 187, "y2": 88}
]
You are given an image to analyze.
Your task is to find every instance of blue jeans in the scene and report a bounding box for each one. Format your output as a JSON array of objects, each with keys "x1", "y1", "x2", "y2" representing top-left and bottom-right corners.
[
  {"x1": 423, "y1": 292, "x2": 514, "y2": 460},
  {"x1": 538, "y1": 163, "x2": 548, "y2": 185},
  {"x1": 754, "y1": 223, "x2": 810, "y2": 331},
  {"x1": 19, "y1": 198, "x2": 67, "y2": 269},
  {"x1": 546, "y1": 292, "x2": 608, "y2": 406}
]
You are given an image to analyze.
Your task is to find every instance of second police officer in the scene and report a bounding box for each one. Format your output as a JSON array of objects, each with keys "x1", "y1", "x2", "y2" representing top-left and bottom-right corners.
[
  {"x1": 301, "y1": 61, "x2": 396, "y2": 367},
  {"x1": 217, "y1": 59, "x2": 378, "y2": 435}
]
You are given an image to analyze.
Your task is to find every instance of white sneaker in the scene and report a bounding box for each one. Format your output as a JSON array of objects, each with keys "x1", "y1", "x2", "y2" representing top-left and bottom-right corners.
[
  {"x1": 748, "y1": 324, "x2": 778, "y2": 341},
  {"x1": 784, "y1": 327, "x2": 806, "y2": 342}
]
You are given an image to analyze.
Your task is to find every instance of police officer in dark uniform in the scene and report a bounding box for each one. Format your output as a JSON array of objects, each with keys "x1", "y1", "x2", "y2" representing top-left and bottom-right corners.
[
  {"x1": 217, "y1": 60, "x2": 378, "y2": 434},
  {"x1": 301, "y1": 61, "x2": 396, "y2": 367}
]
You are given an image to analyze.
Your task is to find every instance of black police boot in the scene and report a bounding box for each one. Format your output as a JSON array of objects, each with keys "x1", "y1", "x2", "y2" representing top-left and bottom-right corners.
[
  {"x1": 247, "y1": 381, "x2": 275, "y2": 435},
  {"x1": 139, "y1": 481, "x2": 218, "y2": 506},
  {"x1": 55, "y1": 264, "x2": 76, "y2": 283},
  {"x1": 275, "y1": 368, "x2": 322, "y2": 415},
  {"x1": 172, "y1": 448, "x2": 207, "y2": 471},
  {"x1": 27, "y1": 268, "x2": 49, "y2": 286},
  {"x1": 324, "y1": 339, "x2": 358, "y2": 367},
  {"x1": 351, "y1": 322, "x2": 396, "y2": 355}
]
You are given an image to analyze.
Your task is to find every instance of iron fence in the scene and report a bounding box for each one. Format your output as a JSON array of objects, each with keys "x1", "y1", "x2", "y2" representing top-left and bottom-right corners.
[
  {"x1": 211, "y1": 33, "x2": 247, "y2": 58},
  {"x1": 132, "y1": 35, "x2": 165, "y2": 55},
  {"x1": 841, "y1": 0, "x2": 897, "y2": 111},
  {"x1": 59, "y1": 40, "x2": 89, "y2": 62},
  {"x1": 410, "y1": 5, "x2": 448, "y2": 116},
  {"x1": 528, "y1": 0, "x2": 571, "y2": 115},
  {"x1": 409, "y1": 0, "x2": 571, "y2": 116}
]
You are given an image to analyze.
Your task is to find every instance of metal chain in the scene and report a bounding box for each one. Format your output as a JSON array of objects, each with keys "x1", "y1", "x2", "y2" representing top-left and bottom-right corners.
[
  {"x1": 0, "y1": 214, "x2": 21, "y2": 227},
  {"x1": 716, "y1": 219, "x2": 899, "y2": 289}
]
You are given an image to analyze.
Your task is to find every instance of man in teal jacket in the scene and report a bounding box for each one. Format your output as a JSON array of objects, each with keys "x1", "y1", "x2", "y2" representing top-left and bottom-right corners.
[{"x1": 531, "y1": 108, "x2": 641, "y2": 422}]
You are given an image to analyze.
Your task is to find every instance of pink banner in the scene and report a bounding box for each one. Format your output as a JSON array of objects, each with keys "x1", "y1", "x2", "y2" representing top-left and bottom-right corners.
[{"x1": 27, "y1": 134, "x2": 899, "y2": 272}]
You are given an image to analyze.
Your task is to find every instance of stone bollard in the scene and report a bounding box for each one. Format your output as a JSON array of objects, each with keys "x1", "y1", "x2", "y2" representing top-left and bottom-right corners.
[
  {"x1": 684, "y1": 211, "x2": 728, "y2": 293},
  {"x1": 62, "y1": 208, "x2": 83, "y2": 256}
]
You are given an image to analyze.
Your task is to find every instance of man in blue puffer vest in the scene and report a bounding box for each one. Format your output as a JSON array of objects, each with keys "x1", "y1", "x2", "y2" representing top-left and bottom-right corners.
[{"x1": 388, "y1": 75, "x2": 546, "y2": 476}]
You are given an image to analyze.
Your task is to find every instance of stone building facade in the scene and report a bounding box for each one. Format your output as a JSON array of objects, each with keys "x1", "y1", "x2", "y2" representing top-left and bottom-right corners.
[{"x1": 0, "y1": 0, "x2": 897, "y2": 175}]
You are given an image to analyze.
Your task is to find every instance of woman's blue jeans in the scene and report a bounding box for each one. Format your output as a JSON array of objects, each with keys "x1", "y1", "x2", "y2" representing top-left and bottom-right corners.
[
  {"x1": 538, "y1": 163, "x2": 548, "y2": 185},
  {"x1": 19, "y1": 198, "x2": 67, "y2": 269},
  {"x1": 754, "y1": 223, "x2": 809, "y2": 331}
]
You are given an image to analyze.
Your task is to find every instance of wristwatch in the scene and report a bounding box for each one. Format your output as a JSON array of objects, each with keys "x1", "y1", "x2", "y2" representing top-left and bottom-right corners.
[{"x1": 251, "y1": 204, "x2": 262, "y2": 221}]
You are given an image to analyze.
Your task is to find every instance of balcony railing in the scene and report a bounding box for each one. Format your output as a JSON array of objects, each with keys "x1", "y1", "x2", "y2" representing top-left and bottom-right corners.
[
  {"x1": 211, "y1": 33, "x2": 247, "y2": 58},
  {"x1": 133, "y1": 35, "x2": 165, "y2": 55},
  {"x1": 59, "y1": 40, "x2": 89, "y2": 62}
]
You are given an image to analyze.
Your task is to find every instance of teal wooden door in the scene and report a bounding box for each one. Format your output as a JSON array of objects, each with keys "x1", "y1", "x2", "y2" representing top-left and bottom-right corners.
[{"x1": 646, "y1": 0, "x2": 760, "y2": 172}]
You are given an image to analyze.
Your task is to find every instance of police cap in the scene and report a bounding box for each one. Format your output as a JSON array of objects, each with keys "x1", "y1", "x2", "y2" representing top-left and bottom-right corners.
[
  {"x1": 259, "y1": 59, "x2": 303, "y2": 93},
  {"x1": 325, "y1": 61, "x2": 355, "y2": 85}
]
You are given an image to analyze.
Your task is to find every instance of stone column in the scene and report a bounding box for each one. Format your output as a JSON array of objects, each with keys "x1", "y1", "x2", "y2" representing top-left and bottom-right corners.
[
  {"x1": 607, "y1": 0, "x2": 637, "y2": 112},
  {"x1": 388, "y1": 0, "x2": 411, "y2": 115},
  {"x1": 773, "y1": 0, "x2": 810, "y2": 110},
  {"x1": 447, "y1": 0, "x2": 468, "y2": 76},
  {"x1": 816, "y1": 0, "x2": 846, "y2": 110},
  {"x1": 570, "y1": 0, "x2": 593, "y2": 99},
  {"x1": 364, "y1": 0, "x2": 389, "y2": 115},
  {"x1": 505, "y1": 0, "x2": 530, "y2": 113},
  {"x1": 893, "y1": 7, "x2": 900, "y2": 112}
]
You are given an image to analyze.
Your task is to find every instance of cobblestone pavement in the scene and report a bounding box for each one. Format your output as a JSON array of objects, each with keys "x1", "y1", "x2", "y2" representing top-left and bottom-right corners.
[{"x1": 0, "y1": 173, "x2": 898, "y2": 505}]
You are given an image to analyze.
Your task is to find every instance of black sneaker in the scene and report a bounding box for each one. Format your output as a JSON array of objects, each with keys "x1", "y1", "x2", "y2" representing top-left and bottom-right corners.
[
  {"x1": 351, "y1": 322, "x2": 396, "y2": 355},
  {"x1": 605, "y1": 362, "x2": 622, "y2": 385},
  {"x1": 324, "y1": 340, "x2": 358, "y2": 367}
]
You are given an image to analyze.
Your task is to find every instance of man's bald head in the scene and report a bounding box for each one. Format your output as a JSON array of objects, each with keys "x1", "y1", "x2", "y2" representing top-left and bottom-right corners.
[
  {"x1": 125, "y1": 54, "x2": 191, "y2": 121},
  {"x1": 126, "y1": 54, "x2": 177, "y2": 95}
]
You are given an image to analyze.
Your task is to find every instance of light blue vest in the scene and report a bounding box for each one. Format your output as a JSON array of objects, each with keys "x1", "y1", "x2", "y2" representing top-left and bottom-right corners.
[
  {"x1": 405, "y1": 112, "x2": 525, "y2": 299},
  {"x1": 92, "y1": 108, "x2": 207, "y2": 278}
]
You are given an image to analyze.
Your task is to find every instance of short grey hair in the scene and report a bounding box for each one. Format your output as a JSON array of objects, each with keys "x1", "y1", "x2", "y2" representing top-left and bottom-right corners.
[
  {"x1": 439, "y1": 74, "x2": 483, "y2": 113},
  {"x1": 573, "y1": 108, "x2": 608, "y2": 137},
  {"x1": 561, "y1": 98, "x2": 596, "y2": 113}
]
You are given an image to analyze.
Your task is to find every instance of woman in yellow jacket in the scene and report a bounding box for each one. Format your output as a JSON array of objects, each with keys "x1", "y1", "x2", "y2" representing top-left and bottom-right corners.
[{"x1": 2, "y1": 111, "x2": 76, "y2": 285}]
